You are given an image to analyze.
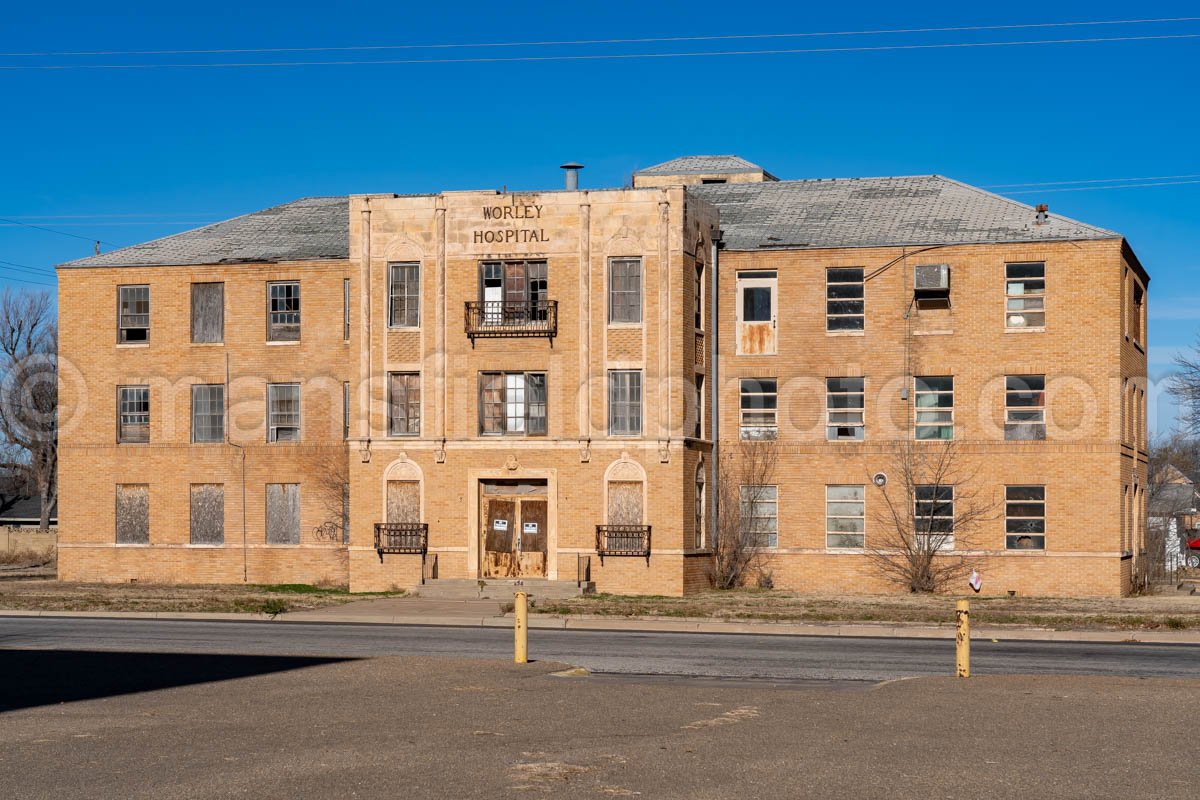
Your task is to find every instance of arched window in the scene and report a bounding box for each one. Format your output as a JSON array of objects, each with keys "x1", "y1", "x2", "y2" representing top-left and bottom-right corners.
[
  {"x1": 605, "y1": 458, "x2": 646, "y2": 526},
  {"x1": 694, "y1": 462, "x2": 707, "y2": 549}
]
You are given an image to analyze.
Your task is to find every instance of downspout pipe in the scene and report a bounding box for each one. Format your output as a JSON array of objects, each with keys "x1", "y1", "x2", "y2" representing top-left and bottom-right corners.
[
  {"x1": 709, "y1": 227, "x2": 722, "y2": 547},
  {"x1": 226, "y1": 353, "x2": 248, "y2": 582}
]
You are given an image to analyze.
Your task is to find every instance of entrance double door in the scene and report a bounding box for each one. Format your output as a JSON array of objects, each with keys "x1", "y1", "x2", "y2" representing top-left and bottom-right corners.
[{"x1": 481, "y1": 480, "x2": 547, "y2": 579}]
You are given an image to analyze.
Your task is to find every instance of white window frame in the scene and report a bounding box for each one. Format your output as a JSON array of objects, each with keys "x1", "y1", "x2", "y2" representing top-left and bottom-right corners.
[
  {"x1": 1005, "y1": 262, "x2": 1045, "y2": 329},
  {"x1": 117, "y1": 285, "x2": 150, "y2": 343},
  {"x1": 826, "y1": 485, "x2": 866, "y2": 549},
  {"x1": 914, "y1": 376, "x2": 954, "y2": 440},
  {"x1": 739, "y1": 378, "x2": 778, "y2": 440},
  {"x1": 739, "y1": 484, "x2": 778, "y2": 549},
  {"x1": 826, "y1": 267, "x2": 864, "y2": 331},
  {"x1": 608, "y1": 370, "x2": 643, "y2": 436},
  {"x1": 191, "y1": 384, "x2": 225, "y2": 443},
  {"x1": 117, "y1": 385, "x2": 150, "y2": 443},
  {"x1": 1006, "y1": 485, "x2": 1046, "y2": 550},
  {"x1": 388, "y1": 263, "x2": 420, "y2": 328},
  {"x1": 267, "y1": 383, "x2": 301, "y2": 442},
  {"x1": 826, "y1": 377, "x2": 865, "y2": 441},
  {"x1": 608, "y1": 257, "x2": 643, "y2": 324},
  {"x1": 1005, "y1": 375, "x2": 1046, "y2": 441}
]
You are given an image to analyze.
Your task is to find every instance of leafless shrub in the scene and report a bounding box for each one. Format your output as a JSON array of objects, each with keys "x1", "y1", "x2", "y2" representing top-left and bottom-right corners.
[
  {"x1": 309, "y1": 450, "x2": 349, "y2": 545},
  {"x1": 708, "y1": 439, "x2": 778, "y2": 590},
  {"x1": 865, "y1": 440, "x2": 999, "y2": 593}
]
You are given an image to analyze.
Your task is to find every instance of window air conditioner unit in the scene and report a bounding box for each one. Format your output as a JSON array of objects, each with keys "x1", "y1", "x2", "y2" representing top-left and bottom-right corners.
[{"x1": 914, "y1": 264, "x2": 951, "y2": 291}]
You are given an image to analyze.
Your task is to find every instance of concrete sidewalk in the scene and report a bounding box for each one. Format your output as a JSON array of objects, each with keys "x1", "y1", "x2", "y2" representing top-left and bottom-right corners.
[{"x1": 3, "y1": 595, "x2": 1199, "y2": 643}]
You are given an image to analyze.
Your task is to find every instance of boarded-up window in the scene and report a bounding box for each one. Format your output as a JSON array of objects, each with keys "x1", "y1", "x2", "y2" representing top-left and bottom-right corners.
[
  {"x1": 115, "y1": 484, "x2": 149, "y2": 544},
  {"x1": 190, "y1": 484, "x2": 224, "y2": 545},
  {"x1": 266, "y1": 483, "x2": 300, "y2": 544},
  {"x1": 191, "y1": 282, "x2": 224, "y2": 343},
  {"x1": 386, "y1": 481, "x2": 420, "y2": 524},
  {"x1": 607, "y1": 481, "x2": 643, "y2": 526}
]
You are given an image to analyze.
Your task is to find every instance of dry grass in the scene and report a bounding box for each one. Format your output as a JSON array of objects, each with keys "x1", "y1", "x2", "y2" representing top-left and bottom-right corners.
[
  {"x1": 0, "y1": 547, "x2": 55, "y2": 568},
  {"x1": 0, "y1": 580, "x2": 402, "y2": 615},
  {"x1": 534, "y1": 589, "x2": 1200, "y2": 631}
]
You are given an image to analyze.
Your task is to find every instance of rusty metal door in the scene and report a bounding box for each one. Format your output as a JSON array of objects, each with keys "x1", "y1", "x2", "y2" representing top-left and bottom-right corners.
[
  {"x1": 481, "y1": 482, "x2": 548, "y2": 579},
  {"x1": 736, "y1": 271, "x2": 777, "y2": 355}
]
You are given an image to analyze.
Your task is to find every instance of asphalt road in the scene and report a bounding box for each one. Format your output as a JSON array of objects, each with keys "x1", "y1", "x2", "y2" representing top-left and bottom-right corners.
[{"x1": 2, "y1": 615, "x2": 1198, "y2": 681}]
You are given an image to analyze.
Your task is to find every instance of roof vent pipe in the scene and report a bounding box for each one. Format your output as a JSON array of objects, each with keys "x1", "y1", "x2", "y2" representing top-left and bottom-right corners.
[
  {"x1": 560, "y1": 162, "x2": 584, "y2": 191},
  {"x1": 1035, "y1": 203, "x2": 1049, "y2": 225}
]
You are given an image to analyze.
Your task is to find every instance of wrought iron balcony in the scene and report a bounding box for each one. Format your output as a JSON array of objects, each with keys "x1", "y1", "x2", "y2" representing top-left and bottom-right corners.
[
  {"x1": 596, "y1": 524, "x2": 652, "y2": 563},
  {"x1": 374, "y1": 522, "x2": 428, "y2": 560},
  {"x1": 464, "y1": 300, "x2": 557, "y2": 345}
]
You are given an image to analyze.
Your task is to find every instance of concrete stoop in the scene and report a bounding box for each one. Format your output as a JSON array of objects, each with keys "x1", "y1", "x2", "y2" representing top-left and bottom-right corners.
[{"x1": 414, "y1": 578, "x2": 592, "y2": 602}]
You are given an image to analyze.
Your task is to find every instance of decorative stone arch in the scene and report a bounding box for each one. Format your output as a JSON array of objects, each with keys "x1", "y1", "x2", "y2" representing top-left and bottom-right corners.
[
  {"x1": 603, "y1": 453, "x2": 648, "y2": 525},
  {"x1": 604, "y1": 226, "x2": 647, "y2": 258},
  {"x1": 381, "y1": 454, "x2": 424, "y2": 524},
  {"x1": 381, "y1": 236, "x2": 426, "y2": 264}
]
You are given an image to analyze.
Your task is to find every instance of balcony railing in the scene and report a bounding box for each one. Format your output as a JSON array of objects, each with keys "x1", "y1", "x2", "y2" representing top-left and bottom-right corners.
[
  {"x1": 464, "y1": 300, "x2": 557, "y2": 345},
  {"x1": 596, "y1": 524, "x2": 652, "y2": 564},
  {"x1": 374, "y1": 522, "x2": 428, "y2": 561}
]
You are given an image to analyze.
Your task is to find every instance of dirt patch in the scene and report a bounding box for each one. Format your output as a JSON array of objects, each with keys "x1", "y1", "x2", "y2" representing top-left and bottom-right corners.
[
  {"x1": 534, "y1": 590, "x2": 1200, "y2": 631},
  {"x1": 0, "y1": 580, "x2": 402, "y2": 614}
]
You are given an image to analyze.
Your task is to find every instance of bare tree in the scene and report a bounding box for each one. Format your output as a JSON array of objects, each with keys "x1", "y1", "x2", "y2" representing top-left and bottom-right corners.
[
  {"x1": 0, "y1": 290, "x2": 57, "y2": 529},
  {"x1": 1145, "y1": 432, "x2": 1199, "y2": 583},
  {"x1": 865, "y1": 441, "x2": 998, "y2": 593},
  {"x1": 309, "y1": 449, "x2": 349, "y2": 544},
  {"x1": 708, "y1": 439, "x2": 778, "y2": 589},
  {"x1": 1170, "y1": 341, "x2": 1200, "y2": 434}
]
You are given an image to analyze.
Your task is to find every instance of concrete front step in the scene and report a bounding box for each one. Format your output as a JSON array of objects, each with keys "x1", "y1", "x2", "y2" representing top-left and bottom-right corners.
[{"x1": 414, "y1": 578, "x2": 592, "y2": 601}]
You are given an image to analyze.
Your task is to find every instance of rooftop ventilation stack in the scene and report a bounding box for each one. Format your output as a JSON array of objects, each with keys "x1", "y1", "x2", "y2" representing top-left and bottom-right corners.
[{"x1": 560, "y1": 162, "x2": 584, "y2": 191}]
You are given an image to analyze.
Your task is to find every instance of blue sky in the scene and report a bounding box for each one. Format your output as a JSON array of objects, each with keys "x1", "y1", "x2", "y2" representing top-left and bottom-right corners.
[{"x1": 3, "y1": 1, "x2": 1198, "y2": 430}]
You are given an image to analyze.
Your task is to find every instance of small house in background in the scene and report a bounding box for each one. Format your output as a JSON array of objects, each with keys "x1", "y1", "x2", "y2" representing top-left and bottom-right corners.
[{"x1": 1148, "y1": 465, "x2": 1197, "y2": 575}]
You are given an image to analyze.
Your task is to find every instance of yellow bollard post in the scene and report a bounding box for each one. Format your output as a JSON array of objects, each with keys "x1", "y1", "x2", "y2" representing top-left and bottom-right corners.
[
  {"x1": 955, "y1": 599, "x2": 970, "y2": 678},
  {"x1": 514, "y1": 591, "x2": 528, "y2": 664}
]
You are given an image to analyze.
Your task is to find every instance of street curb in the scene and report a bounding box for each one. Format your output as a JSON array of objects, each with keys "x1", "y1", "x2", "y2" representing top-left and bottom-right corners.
[{"x1": 2, "y1": 608, "x2": 1198, "y2": 644}]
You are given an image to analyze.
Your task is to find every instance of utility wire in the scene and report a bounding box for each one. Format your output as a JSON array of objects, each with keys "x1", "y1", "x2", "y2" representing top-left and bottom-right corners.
[
  {"x1": 3, "y1": 15, "x2": 1197, "y2": 57},
  {"x1": 0, "y1": 259, "x2": 55, "y2": 276},
  {"x1": 985, "y1": 173, "x2": 1200, "y2": 188},
  {"x1": 0, "y1": 260, "x2": 56, "y2": 288},
  {"x1": 1003, "y1": 179, "x2": 1200, "y2": 194},
  {"x1": 3, "y1": 33, "x2": 1199, "y2": 70},
  {"x1": 0, "y1": 217, "x2": 119, "y2": 247}
]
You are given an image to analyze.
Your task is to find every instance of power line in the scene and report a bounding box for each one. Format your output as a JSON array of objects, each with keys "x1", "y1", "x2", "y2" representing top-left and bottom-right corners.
[
  {"x1": 3, "y1": 15, "x2": 1197, "y2": 57},
  {"x1": 985, "y1": 173, "x2": 1200, "y2": 188},
  {"x1": 1003, "y1": 179, "x2": 1200, "y2": 194},
  {"x1": 3, "y1": 32, "x2": 1199, "y2": 70},
  {"x1": 0, "y1": 259, "x2": 54, "y2": 276},
  {"x1": 0, "y1": 260, "x2": 56, "y2": 288},
  {"x1": 0, "y1": 217, "x2": 119, "y2": 247}
]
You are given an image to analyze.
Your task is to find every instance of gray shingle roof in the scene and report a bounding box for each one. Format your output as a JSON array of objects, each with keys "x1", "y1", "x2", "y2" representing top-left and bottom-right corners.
[
  {"x1": 59, "y1": 196, "x2": 349, "y2": 268},
  {"x1": 692, "y1": 176, "x2": 1118, "y2": 251},
  {"x1": 635, "y1": 155, "x2": 766, "y2": 176}
]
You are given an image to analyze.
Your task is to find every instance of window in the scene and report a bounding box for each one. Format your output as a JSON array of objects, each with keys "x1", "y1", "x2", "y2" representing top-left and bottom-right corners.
[
  {"x1": 265, "y1": 483, "x2": 300, "y2": 545},
  {"x1": 343, "y1": 278, "x2": 351, "y2": 340},
  {"x1": 739, "y1": 485, "x2": 777, "y2": 548},
  {"x1": 342, "y1": 381, "x2": 350, "y2": 440},
  {"x1": 608, "y1": 370, "x2": 643, "y2": 436},
  {"x1": 740, "y1": 378, "x2": 778, "y2": 440},
  {"x1": 189, "y1": 484, "x2": 224, "y2": 546},
  {"x1": 1005, "y1": 375, "x2": 1046, "y2": 440},
  {"x1": 388, "y1": 373, "x2": 421, "y2": 436},
  {"x1": 1131, "y1": 281, "x2": 1145, "y2": 343},
  {"x1": 1005, "y1": 262, "x2": 1045, "y2": 328},
  {"x1": 389, "y1": 263, "x2": 420, "y2": 327},
  {"x1": 118, "y1": 285, "x2": 150, "y2": 343},
  {"x1": 826, "y1": 268, "x2": 864, "y2": 331},
  {"x1": 191, "y1": 282, "x2": 224, "y2": 343},
  {"x1": 914, "y1": 376, "x2": 953, "y2": 440},
  {"x1": 1006, "y1": 486, "x2": 1045, "y2": 550},
  {"x1": 607, "y1": 481, "x2": 644, "y2": 526},
  {"x1": 117, "y1": 386, "x2": 149, "y2": 443},
  {"x1": 115, "y1": 484, "x2": 149, "y2": 544},
  {"x1": 693, "y1": 375, "x2": 704, "y2": 439},
  {"x1": 480, "y1": 260, "x2": 548, "y2": 323},
  {"x1": 267, "y1": 281, "x2": 300, "y2": 341},
  {"x1": 694, "y1": 466, "x2": 706, "y2": 549},
  {"x1": 694, "y1": 263, "x2": 704, "y2": 330},
  {"x1": 827, "y1": 377, "x2": 865, "y2": 440},
  {"x1": 915, "y1": 485, "x2": 954, "y2": 550},
  {"x1": 608, "y1": 257, "x2": 643, "y2": 324},
  {"x1": 913, "y1": 263, "x2": 951, "y2": 310},
  {"x1": 191, "y1": 384, "x2": 225, "y2": 443},
  {"x1": 826, "y1": 485, "x2": 865, "y2": 548},
  {"x1": 479, "y1": 372, "x2": 547, "y2": 436},
  {"x1": 267, "y1": 383, "x2": 301, "y2": 442}
]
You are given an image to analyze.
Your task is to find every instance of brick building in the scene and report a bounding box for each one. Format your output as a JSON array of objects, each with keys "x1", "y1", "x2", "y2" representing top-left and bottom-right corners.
[{"x1": 55, "y1": 156, "x2": 1149, "y2": 596}]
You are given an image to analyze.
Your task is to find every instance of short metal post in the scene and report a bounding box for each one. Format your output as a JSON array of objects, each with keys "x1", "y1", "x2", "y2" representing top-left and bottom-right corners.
[
  {"x1": 514, "y1": 591, "x2": 528, "y2": 664},
  {"x1": 955, "y1": 599, "x2": 970, "y2": 678}
]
